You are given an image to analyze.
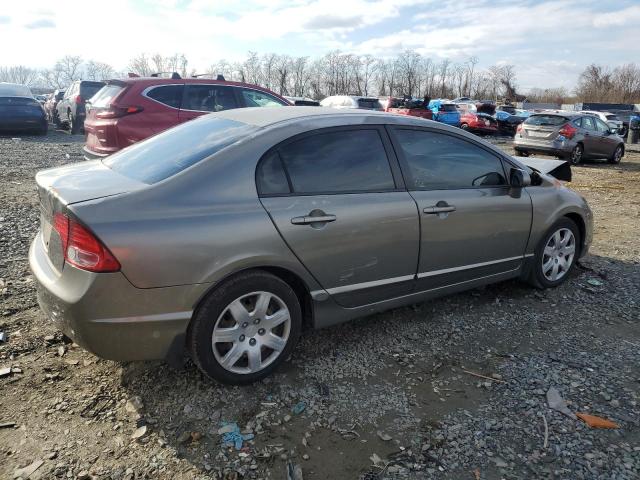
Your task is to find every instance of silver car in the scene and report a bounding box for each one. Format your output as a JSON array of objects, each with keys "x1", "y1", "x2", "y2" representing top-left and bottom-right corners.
[
  {"x1": 30, "y1": 107, "x2": 593, "y2": 384},
  {"x1": 514, "y1": 112, "x2": 625, "y2": 165}
]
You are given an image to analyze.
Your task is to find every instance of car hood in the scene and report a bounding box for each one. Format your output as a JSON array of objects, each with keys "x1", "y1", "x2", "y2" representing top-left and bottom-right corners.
[
  {"x1": 515, "y1": 157, "x2": 572, "y2": 182},
  {"x1": 36, "y1": 160, "x2": 146, "y2": 206}
]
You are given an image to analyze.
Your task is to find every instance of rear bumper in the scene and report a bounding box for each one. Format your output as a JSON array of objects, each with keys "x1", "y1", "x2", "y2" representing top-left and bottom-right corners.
[
  {"x1": 514, "y1": 138, "x2": 573, "y2": 157},
  {"x1": 0, "y1": 117, "x2": 47, "y2": 132},
  {"x1": 82, "y1": 145, "x2": 111, "y2": 161},
  {"x1": 29, "y1": 233, "x2": 195, "y2": 362}
]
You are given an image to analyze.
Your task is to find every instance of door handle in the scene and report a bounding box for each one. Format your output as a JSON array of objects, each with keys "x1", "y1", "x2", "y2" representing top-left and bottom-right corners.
[
  {"x1": 291, "y1": 214, "x2": 337, "y2": 225},
  {"x1": 423, "y1": 205, "x2": 456, "y2": 214}
]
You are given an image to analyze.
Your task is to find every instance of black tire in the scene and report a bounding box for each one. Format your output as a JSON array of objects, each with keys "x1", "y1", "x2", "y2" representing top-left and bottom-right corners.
[
  {"x1": 53, "y1": 112, "x2": 61, "y2": 128},
  {"x1": 460, "y1": 123, "x2": 469, "y2": 130},
  {"x1": 516, "y1": 150, "x2": 529, "y2": 157},
  {"x1": 69, "y1": 113, "x2": 80, "y2": 134},
  {"x1": 569, "y1": 143, "x2": 583, "y2": 165},
  {"x1": 188, "y1": 270, "x2": 302, "y2": 385},
  {"x1": 528, "y1": 217, "x2": 580, "y2": 289},
  {"x1": 608, "y1": 144, "x2": 624, "y2": 164}
]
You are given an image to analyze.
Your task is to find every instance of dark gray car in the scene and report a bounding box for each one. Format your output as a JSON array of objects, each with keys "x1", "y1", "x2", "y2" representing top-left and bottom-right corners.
[
  {"x1": 30, "y1": 107, "x2": 593, "y2": 384},
  {"x1": 514, "y1": 112, "x2": 625, "y2": 165}
]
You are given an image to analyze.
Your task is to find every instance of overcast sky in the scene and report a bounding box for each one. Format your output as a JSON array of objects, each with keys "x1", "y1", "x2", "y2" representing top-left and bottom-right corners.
[{"x1": 1, "y1": 0, "x2": 639, "y2": 91}]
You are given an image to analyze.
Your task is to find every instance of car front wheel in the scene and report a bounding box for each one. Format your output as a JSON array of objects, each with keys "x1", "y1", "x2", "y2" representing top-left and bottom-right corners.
[
  {"x1": 608, "y1": 144, "x2": 623, "y2": 164},
  {"x1": 188, "y1": 271, "x2": 301, "y2": 384},
  {"x1": 529, "y1": 218, "x2": 580, "y2": 289}
]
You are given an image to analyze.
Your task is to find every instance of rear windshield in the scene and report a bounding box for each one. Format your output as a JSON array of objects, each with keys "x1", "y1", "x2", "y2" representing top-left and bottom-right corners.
[
  {"x1": 440, "y1": 104, "x2": 457, "y2": 112},
  {"x1": 103, "y1": 116, "x2": 258, "y2": 184},
  {"x1": 605, "y1": 114, "x2": 619, "y2": 121},
  {"x1": 357, "y1": 98, "x2": 382, "y2": 109},
  {"x1": 89, "y1": 85, "x2": 124, "y2": 108},
  {"x1": 80, "y1": 82, "x2": 105, "y2": 99},
  {"x1": 0, "y1": 97, "x2": 40, "y2": 106},
  {"x1": 524, "y1": 115, "x2": 568, "y2": 126},
  {"x1": 0, "y1": 84, "x2": 32, "y2": 96}
]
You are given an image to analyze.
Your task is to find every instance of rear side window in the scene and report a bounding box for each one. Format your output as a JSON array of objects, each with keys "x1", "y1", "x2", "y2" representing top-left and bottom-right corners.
[
  {"x1": 183, "y1": 84, "x2": 238, "y2": 112},
  {"x1": 256, "y1": 151, "x2": 290, "y2": 195},
  {"x1": 89, "y1": 85, "x2": 124, "y2": 108},
  {"x1": 580, "y1": 117, "x2": 595, "y2": 130},
  {"x1": 146, "y1": 85, "x2": 183, "y2": 108},
  {"x1": 606, "y1": 114, "x2": 619, "y2": 121},
  {"x1": 525, "y1": 115, "x2": 567, "y2": 126},
  {"x1": 275, "y1": 129, "x2": 395, "y2": 194},
  {"x1": 80, "y1": 82, "x2": 105, "y2": 100},
  {"x1": 440, "y1": 104, "x2": 457, "y2": 112},
  {"x1": 394, "y1": 129, "x2": 506, "y2": 190},
  {"x1": 103, "y1": 117, "x2": 257, "y2": 184},
  {"x1": 241, "y1": 89, "x2": 285, "y2": 108}
]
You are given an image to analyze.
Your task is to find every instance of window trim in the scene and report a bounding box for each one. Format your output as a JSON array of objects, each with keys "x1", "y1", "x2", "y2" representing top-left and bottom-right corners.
[
  {"x1": 387, "y1": 125, "x2": 510, "y2": 192},
  {"x1": 256, "y1": 125, "x2": 405, "y2": 197},
  {"x1": 141, "y1": 83, "x2": 184, "y2": 110}
]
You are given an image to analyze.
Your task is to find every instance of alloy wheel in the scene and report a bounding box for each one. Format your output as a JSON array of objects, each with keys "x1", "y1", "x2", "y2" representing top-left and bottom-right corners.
[
  {"x1": 542, "y1": 228, "x2": 576, "y2": 282},
  {"x1": 570, "y1": 145, "x2": 583, "y2": 165},
  {"x1": 211, "y1": 291, "x2": 291, "y2": 374},
  {"x1": 613, "y1": 146, "x2": 623, "y2": 163}
]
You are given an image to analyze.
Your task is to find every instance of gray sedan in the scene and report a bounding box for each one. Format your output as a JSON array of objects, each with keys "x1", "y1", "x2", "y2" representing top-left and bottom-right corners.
[{"x1": 30, "y1": 107, "x2": 593, "y2": 384}]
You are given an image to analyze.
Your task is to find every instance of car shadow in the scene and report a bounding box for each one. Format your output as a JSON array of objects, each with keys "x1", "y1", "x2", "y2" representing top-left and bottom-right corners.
[{"x1": 117, "y1": 251, "x2": 639, "y2": 478}]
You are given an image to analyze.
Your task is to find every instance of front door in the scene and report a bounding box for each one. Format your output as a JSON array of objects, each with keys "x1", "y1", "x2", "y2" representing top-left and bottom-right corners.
[
  {"x1": 593, "y1": 117, "x2": 619, "y2": 157},
  {"x1": 257, "y1": 127, "x2": 420, "y2": 308},
  {"x1": 389, "y1": 127, "x2": 532, "y2": 291}
]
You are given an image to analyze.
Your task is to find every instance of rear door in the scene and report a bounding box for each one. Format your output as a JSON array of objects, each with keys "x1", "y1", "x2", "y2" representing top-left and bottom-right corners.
[
  {"x1": 179, "y1": 84, "x2": 239, "y2": 123},
  {"x1": 389, "y1": 127, "x2": 532, "y2": 291},
  {"x1": 258, "y1": 127, "x2": 420, "y2": 308}
]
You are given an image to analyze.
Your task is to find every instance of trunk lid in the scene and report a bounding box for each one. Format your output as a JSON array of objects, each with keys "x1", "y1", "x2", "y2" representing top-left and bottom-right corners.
[{"x1": 36, "y1": 161, "x2": 146, "y2": 271}]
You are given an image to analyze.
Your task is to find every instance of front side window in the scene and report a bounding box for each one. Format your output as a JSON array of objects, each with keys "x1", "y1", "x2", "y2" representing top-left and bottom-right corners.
[
  {"x1": 594, "y1": 118, "x2": 610, "y2": 132},
  {"x1": 183, "y1": 84, "x2": 238, "y2": 112},
  {"x1": 146, "y1": 85, "x2": 183, "y2": 108},
  {"x1": 394, "y1": 129, "x2": 507, "y2": 190},
  {"x1": 241, "y1": 89, "x2": 285, "y2": 108},
  {"x1": 272, "y1": 129, "x2": 395, "y2": 194}
]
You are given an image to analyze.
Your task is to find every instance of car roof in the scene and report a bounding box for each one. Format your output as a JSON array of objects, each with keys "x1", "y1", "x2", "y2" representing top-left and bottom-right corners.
[{"x1": 213, "y1": 106, "x2": 405, "y2": 127}]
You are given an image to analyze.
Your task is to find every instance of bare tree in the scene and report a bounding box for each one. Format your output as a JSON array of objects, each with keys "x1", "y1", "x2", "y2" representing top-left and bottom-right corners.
[
  {"x1": 0, "y1": 66, "x2": 40, "y2": 85},
  {"x1": 128, "y1": 53, "x2": 152, "y2": 77},
  {"x1": 85, "y1": 61, "x2": 115, "y2": 81}
]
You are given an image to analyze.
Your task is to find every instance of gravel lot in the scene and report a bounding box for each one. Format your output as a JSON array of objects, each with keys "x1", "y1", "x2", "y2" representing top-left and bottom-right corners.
[{"x1": 1, "y1": 130, "x2": 639, "y2": 480}]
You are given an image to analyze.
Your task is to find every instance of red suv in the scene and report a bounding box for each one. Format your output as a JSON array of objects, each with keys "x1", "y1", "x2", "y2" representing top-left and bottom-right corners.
[{"x1": 83, "y1": 77, "x2": 291, "y2": 159}]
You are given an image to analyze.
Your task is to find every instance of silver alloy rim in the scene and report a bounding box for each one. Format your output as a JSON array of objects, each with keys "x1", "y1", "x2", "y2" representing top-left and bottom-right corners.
[
  {"x1": 614, "y1": 147, "x2": 622, "y2": 162},
  {"x1": 542, "y1": 228, "x2": 576, "y2": 281},
  {"x1": 212, "y1": 291, "x2": 291, "y2": 374}
]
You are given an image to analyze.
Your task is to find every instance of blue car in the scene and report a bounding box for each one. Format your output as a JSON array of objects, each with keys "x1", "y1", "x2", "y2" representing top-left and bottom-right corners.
[
  {"x1": 428, "y1": 99, "x2": 460, "y2": 126},
  {"x1": 0, "y1": 83, "x2": 48, "y2": 135}
]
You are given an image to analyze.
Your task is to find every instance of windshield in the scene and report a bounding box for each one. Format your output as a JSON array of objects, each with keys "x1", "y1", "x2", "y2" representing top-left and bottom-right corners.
[
  {"x1": 357, "y1": 98, "x2": 382, "y2": 110},
  {"x1": 104, "y1": 116, "x2": 258, "y2": 184},
  {"x1": 524, "y1": 115, "x2": 568, "y2": 126}
]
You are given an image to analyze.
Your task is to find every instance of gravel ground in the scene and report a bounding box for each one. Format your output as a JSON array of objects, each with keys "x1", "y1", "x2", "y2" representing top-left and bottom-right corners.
[{"x1": 1, "y1": 130, "x2": 639, "y2": 480}]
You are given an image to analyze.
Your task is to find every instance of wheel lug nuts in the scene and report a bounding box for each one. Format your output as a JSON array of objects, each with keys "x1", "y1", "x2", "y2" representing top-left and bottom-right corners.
[
  {"x1": 242, "y1": 322, "x2": 248, "y2": 328},
  {"x1": 249, "y1": 338, "x2": 257, "y2": 346},
  {"x1": 258, "y1": 328, "x2": 265, "y2": 335},
  {"x1": 239, "y1": 335, "x2": 245, "y2": 341},
  {"x1": 254, "y1": 318, "x2": 260, "y2": 324}
]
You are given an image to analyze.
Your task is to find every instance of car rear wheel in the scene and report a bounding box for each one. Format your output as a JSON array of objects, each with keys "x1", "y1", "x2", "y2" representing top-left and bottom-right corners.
[
  {"x1": 569, "y1": 144, "x2": 583, "y2": 165},
  {"x1": 516, "y1": 150, "x2": 529, "y2": 157},
  {"x1": 69, "y1": 113, "x2": 80, "y2": 134},
  {"x1": 528, "y1": 218, "x2": 580, "y2": 289},
  {"x1": 608, "y1": 144, "x2": 623, "y2": 164},
  {"x1": 188, "y1": 270, "x2": 302, "y2": 385},
  {"x1": 460, "y1": 123, "x2": 469, "y2": 130}
]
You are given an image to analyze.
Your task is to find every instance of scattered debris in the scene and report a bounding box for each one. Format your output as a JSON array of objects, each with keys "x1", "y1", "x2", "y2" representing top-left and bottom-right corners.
[
  {"x1": 0, "y1": 421, "x2": 16, "y2": 429},
  {"x1": 546, "y1": 387, "x2": 577, "y2": 419},
  {"x1": 576, "y1": 413, "x2": 619, "y2": 429},
  {"x1": 286, "y1": 461, "x2": 304, "y2": 480},
  {"x1": 461, "y1": 369, "x2": 507, "y2": 384},
  {"x1": 219, "y1": 422, "x2": 254, "y2": 450},
  {"x1": 587, "y1": 278, "x2": 604, "y2": 286},
  {"x1": 292, "y1": 401, "x2": 306, "y2": 415},
  {"x1": 377, "y1": 431, "x2": 392, "y2": 442},
  {"x1": 12, "y1": 459, "x2": 43, "y2": 479},
  {"x1": 0, "y1": 366, "x2": 12, "y2": 378},
  {"x1": 370, "y1": 453, "x2": 383, "y2": 466},
  {"x1": 542, "y1": 414, "x2": 549, "y2": 449},
  {"x1": 0, "y1": 331, "x2": 6, "y2": 343},
  {"x1": 131, "y1": 425, "x2": 148, "y2": 440}
]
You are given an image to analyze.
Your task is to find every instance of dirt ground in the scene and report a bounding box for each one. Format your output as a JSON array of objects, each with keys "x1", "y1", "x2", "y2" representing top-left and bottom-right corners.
[{"x1": 0, "y1": 130, "x2": 639, "y2": 480}]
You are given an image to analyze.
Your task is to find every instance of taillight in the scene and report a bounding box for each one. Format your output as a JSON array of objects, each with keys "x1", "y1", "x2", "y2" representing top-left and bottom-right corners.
[
  {"x1": 516, "y1": 123, "x2": 523, "y2": 134},
  {"x1": 53, "y1": 213, "x2": 120, "y2": 272},
  {"x1": 96, "y1": 105, "x2": 143, "y2": 119},
  {"x1": 75, "y1": 95, "x2": 83, "y2": 104},
  {"x1": 558, "y1": 123, "x2": 577, "y2": 139}
]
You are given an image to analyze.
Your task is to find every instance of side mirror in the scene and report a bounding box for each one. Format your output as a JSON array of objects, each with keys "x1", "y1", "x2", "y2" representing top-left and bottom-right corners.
[{"x1": 510, "y1": 168, "x2": 531, "y2": 188}]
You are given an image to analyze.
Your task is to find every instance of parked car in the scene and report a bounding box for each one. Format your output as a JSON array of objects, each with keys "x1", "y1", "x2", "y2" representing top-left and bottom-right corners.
[
  {"x1": 428, "y1": 99, "x2": 460, "y2": 126},
  {"x1": 30, "y1": 106, "x2": 592, "y2": 384},
  {"x1": 384, "y1": 96, "x2": 433, "y2": 120},
  {"x1": 0, "y1": 82, "x2": 47, "y2": 135},
  {"x1": 494, "y1": 110, "x2": 525, "y2": 134},
  {"x1": 284, "y1": 96, "x2": 320, "y2": 106},
  {"x1": 320, "y1": 95, "x2": 383, "y2": 110},
  {"x1": 458, "y1": 103, "x2": 498, "y2": 134},
  {"x1": 580, "y1": 111, "x2": 625, "y2": 136},
  {"x1": 55, "y1": 80, "x2": 105, "y2": 134},
  {"x1": 83, "y1": 77, "x2": 290, "y2": 160},
  {"x1": 35, "y1": 94, "x2": 48, "y2": 105},
  {"x1": 514, "y1": 112, "x2": 625, "y2": 164},
  {"x1": 44, "y1": 89, "x2": 65, "y2": 124}
]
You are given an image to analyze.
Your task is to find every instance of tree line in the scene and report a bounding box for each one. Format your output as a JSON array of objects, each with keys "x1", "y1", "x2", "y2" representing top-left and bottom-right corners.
[{"x1": 1, "y1": 52, "x2": 639, "y2": 104}]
